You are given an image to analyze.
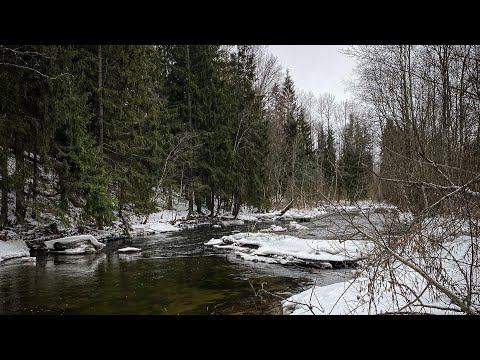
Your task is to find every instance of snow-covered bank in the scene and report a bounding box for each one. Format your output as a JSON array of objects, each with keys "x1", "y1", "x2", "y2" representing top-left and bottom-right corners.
[
  {"x1": 0, "y1": 240, "x2": 30, "y2": 262},
  {"x1": 260, "y1": 224, "x2": 287, "y2": 232},
  {"x1": 274, "y1": 208, "x2": 327, "y2": 221},
  {"x1": 205, "y1": 232, "x2": 369, "y2": 267},
  {"x1": 231, "y1": 201, "x2": 397, "y2": 223},
  {"x1": 222, "y1": 219, "x2": 245, "y2": 227},
  {"x1": 129, "y1": 222, "x2": 180, "y2": 237},
  {"x1": 282, "y1": 233, "x2": 479, "y2": 315},
  {"x1": 2, "y1": 199, "x2": 398, "y2": 255}
]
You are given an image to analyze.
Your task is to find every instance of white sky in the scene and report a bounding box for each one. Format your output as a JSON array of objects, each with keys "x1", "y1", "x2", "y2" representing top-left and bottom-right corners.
[{"x1": 267, "y1": 45, "x2": 356, "y2": 102}]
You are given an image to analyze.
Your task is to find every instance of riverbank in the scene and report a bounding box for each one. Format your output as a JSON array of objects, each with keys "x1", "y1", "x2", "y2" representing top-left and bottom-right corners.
[
  {"x1": 2, "y1": 200, "x2": 422, "y2": 315},
  {"x1": 0, "y1": 240, "x2": 30, "y2": 262},
  {"x1": 202, "y1": 206, "x2": 479, "y2": 315},
  {"x1": 1, "y1": 200, "x2": 396, "y2": 262},
  {"x1": 281, "y1": 217, "x2": 479, "y2": 315}
]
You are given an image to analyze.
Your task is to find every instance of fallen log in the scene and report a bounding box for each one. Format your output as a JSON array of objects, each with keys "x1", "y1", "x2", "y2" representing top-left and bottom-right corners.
[{"x1": 279, "y1": 200, "x2": 294, "y2": 216}]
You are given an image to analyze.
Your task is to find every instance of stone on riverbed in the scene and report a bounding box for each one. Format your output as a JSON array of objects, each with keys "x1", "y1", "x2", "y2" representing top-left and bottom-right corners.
[{"x1": 44, "y1": 235, "x2": 105, "y2": 254}]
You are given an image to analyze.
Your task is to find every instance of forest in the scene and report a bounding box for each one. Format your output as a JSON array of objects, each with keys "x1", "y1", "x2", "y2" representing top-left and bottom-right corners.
[
  {"x1": 0, "y1": 45, "x2": 377, "y2": 232},
  {"x1": 1, "y1": 45, "x2": 479, "y2": 315},
  {"x1": 2, "y1": 45, "x2": 479, "y2": 231}
]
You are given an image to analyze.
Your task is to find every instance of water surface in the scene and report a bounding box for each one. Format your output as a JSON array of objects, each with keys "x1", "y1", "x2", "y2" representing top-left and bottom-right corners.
[{"x1": 0, "y1": 221, "x2": 356, "y2": 314}]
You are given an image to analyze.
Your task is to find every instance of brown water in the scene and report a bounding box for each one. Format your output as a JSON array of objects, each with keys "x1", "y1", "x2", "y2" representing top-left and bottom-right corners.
[{"x1": 0, "y1": 222, "x2": 355, "y2": 315}]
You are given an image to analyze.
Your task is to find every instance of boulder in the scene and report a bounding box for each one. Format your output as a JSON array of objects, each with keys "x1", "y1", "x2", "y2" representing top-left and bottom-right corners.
[{"x1": 44, "y1": 235, "x2": 105, "y2": 253}]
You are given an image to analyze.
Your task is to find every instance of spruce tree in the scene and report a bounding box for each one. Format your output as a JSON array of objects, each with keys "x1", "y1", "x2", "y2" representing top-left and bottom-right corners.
[
  {"x1": 339, "y1": 115, "x2": 372, "y2": 201},
  {"x1": 323, "y1": 126, "x2": 336, "y2": 185},
  {"x1": 100, "y1": 45, "x2": 170, "y2": 226},
  {"x1": 227, "y1": 45, "x2": 269, "y2": 213}
]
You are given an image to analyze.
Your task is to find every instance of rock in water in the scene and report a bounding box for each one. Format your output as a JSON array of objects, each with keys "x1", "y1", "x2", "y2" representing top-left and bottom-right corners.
[
  {"x1": 53, "y1": 239, "x2": 91, "y2": 250},
  {"x1": 44, "y1": 235, "x2": 105, "y2": 251}
]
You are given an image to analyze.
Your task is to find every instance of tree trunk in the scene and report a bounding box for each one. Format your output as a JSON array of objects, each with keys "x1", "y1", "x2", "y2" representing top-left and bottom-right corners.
[
  {"x1": 96, "y1": 45, "x2": 104, "y2": 150},
  {"x1": 196, "y1": 198, "x2": 202, "y2": 214},
  {"x1": 232, "y1": 199, "x2": 240, "y2": 219},
  {"x1": 279, "y1": 199, "x2": 294, "y2": 216},
  {"x1": 118, "y1": 182, "x2": 125, "y2": 219},
  {"x1": 32, "y1": 139, "x2": 38, "y2": 219},
  {"x1": 14, "y1": 151, "x2": 26, "y2": 224},
  {"x1": 0, "y1": 153, "x2": 8, "y2": 227},
  {"x1": 188, "y1": 189, "x2": 194, "y2": 216},
  {"x1": 166, "y1": 188, "x2": 173, "y2": 210},
  {"x1": 209, "y1": 187, "x2": 215, "y2": 217},
  {"x1": 59, "y1": 162, "x2": 68, "y2": 212},
  {"x1": 186, "y1": 45, "x2": 192, "y2": 129},
  {"x1": 216, "y1": 196, "x2": 221, "y2": 216}
]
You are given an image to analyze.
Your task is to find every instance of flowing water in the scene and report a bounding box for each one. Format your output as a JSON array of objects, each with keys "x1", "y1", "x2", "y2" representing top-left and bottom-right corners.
[{"x1": 0, "y1": 214, "x2": 383, "y2": 315}]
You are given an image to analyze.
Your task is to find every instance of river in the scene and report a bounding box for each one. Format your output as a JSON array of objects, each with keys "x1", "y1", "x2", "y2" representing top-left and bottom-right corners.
[{"x1": 0, "y1": 213, "x2": 380, "y2": 315}]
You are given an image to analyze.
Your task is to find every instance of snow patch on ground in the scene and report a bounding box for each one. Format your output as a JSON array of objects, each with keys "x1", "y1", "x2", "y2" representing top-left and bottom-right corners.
[
  {"x1": 128, "y1": 219, "x2": 180, "y2": 237},
  {"x1": 206, "y1": 239, "x2": 224, "y2": 246},
  {"x1": 236, "y1": 214, "x2": 258, "y2": 222},
  {"x1": 146, "y1": 222, "x2": 180, "y2": 233},
  {"x1": 0, "y1": 240, "x2": 31, "y2": 262},
  {"x1": 287, "y1": 221, "x2": 308, "y2": 230},
  {"x1": 254, "y1": 211, "x2": 281, "y2": 220},
  {"x1": 259, "y1": 225, "x2": 287, "y2": 232},
  {"x1": 283, "y1": 233, "x2": 478, "y2": 315},
  {"x1": 221, "y1": 219, "x2": 245, "y2": 226},
  {"x1": 237, "y1": 201, "x2": 396, "y2": 223},
  {"x1": 274, "y1": 208, "x2": 327, "y2": 221}
]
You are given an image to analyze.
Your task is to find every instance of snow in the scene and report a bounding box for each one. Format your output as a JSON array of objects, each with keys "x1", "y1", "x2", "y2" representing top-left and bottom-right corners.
[
  {"x1": 274, "y1": 208, "x2": 326, "y2": 221},
  {"x1": 63, "y1": 243, "x2": 97, "y2": 254},
  {"x1": 287, "y1": 221, "x2": 308, "y2": 230},
  {"x1": 236, "y1": 214, "x2": 258, "y2": 222},
  {"x1": 282, "y1": 278, "x2": 368, "y2": 315},
  {"x1": 118, "y1": 247, "x2": 142, "y2": 253},
  {"x1": 145, "y1": 222, "x2": 180, "y2": 233},
  {"x1": 254, "y1": 211, "x2": 281, "y2": 220},
  {"x1": 319, "y1": 200, "x2": 397, "y2": 213},
  {"x1": 128, "y1": 207, "x2": 182, "y2": 237},
  {"x1": 133, "y1": 203, "x2": 189, "y2": 224},
  {"x1": 128, "y1": 221, "x2": 180, "y2": 237},
  {"x1": 205, "y1": 232, "x2": 369, "y2": 266},
  {"x1": 236, "y1": 201, "x2": 394, "y2": 224},
  {"x1": 206, "y1": 239, "x2": 223, "y2": 246},
  {"x1": 44, "y1": 235, "x2": 105, "y2": 251},
  {"x1": 259, "y1": 225, "x2": 287, "y2": 232},
  {"x1": 0, "y1": 240, "x2": 31, "y2": 262},
  {"x1": 221, "y1": 219, "x2": 245, "y2": 226},
  {"x1": 282, "y1": 233, "x2": 478, "y2": 315}
]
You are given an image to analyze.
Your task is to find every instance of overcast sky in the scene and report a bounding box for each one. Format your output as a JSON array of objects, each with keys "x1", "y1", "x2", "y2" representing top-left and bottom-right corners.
[{"x1": 267, "y1": 45, "x2": 356, "y2": 102}]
